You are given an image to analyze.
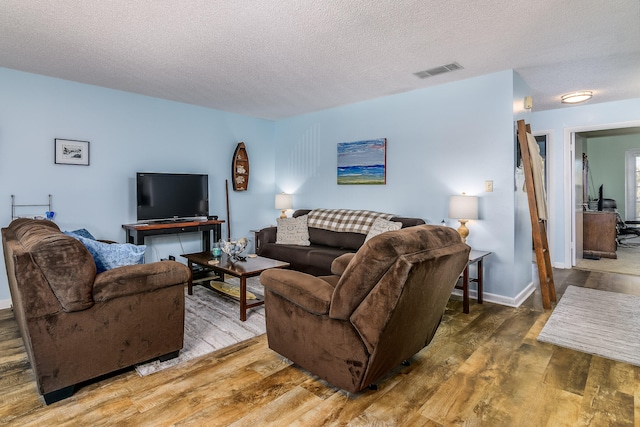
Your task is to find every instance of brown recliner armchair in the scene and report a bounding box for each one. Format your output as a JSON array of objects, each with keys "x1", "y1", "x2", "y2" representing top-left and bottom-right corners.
[
  {"x1": 260, "y1": 224, "x2": 470, "y2": 393},
  {"x1": 2, "y1": 218, "x2": 191, "y2": 403}
]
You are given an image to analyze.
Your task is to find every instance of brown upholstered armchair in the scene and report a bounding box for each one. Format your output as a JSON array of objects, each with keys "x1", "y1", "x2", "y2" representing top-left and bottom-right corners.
[
  {"x1": 2, "y1": 218, "x2": 191, "y2": 403},
  {"x1": 260, "y1": 224, "x2": 470, "y2": 393}
]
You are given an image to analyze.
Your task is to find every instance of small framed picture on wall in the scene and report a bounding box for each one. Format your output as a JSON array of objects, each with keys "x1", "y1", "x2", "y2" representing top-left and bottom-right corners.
[{"x1": 55, "y1": 138, "x2": 90, "y2": 166}]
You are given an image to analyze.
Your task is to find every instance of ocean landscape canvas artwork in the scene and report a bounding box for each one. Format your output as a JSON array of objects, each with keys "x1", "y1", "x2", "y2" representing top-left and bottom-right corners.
[{"x1": 337, "y1": 138, "x2": 386, "y2": 185}]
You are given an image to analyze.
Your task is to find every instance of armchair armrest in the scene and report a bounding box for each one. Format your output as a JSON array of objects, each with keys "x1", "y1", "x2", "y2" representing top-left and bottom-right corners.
[
  {"x1": 93, "y1": 261, "x2": 190, "y2": 302},
  {"x1": 260, "y1": 269, "x2": 334, "y2": 315},
  {"x1": 331, "y1": 253, "x2": 356, "y2": 276}
]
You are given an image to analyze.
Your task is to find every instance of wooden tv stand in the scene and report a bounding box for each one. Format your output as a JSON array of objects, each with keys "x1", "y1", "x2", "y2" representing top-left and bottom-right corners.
[{"x1": 122, "y1": 219, "x2": 225, "y2": 250}]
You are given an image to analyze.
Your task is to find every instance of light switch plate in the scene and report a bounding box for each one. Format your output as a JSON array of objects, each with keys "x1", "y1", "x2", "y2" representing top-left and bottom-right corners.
[{"x1": 485, "y1": 180, "x2": 493, "y2": 192}]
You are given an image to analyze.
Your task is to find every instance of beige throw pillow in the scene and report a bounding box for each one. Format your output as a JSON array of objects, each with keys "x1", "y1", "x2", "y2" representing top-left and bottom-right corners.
[
  {"x1": 364, "y1": 217, "x2": 402, "y2": 242},
  {"x1": 276, "y1": 215, "x2": 311, "y2": 246}
]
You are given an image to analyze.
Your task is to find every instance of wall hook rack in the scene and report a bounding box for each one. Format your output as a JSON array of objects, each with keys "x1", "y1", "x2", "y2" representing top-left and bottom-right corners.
[{"x1": 11, "y1": 194, "x2": 53, "y2": 220}]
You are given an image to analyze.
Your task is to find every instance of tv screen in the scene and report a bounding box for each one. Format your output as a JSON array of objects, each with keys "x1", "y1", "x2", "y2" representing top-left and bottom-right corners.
[
  {"x1": 597, "y1": 184, "x2": 603, "y2": 211},
  {"x1": 136, "y1": 173, "x2": 209, "y2": 222}
]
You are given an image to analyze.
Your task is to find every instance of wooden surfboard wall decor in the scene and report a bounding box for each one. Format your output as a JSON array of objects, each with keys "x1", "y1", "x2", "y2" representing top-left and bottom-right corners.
[{"x1": 232, "y1": 142, "x2": 249, "y2": 191}]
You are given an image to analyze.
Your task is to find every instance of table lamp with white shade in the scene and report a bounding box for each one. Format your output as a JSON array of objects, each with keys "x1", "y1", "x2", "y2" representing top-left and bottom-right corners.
[
  {"x1": 275, "y1": 193, "x2": 293, "y2": 218},
  {"x1": 448, "y1": 193, "x2": 478, "y2": 243}
]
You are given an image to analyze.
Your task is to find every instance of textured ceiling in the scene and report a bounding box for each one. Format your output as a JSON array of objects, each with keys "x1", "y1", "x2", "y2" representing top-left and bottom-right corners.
[{"x1": 1, "y1": 1, "x2": 639, "y2": 120}]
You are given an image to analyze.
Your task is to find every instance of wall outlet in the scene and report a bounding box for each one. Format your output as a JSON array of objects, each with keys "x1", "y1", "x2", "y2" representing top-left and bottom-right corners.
[{"x1": 485, "y1": 180, "x2": 493, "y2": 192}]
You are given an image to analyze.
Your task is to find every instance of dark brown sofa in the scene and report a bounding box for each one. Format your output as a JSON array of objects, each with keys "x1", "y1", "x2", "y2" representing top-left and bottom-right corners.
[
  {"x1": 1, "y1": 218, "x2": 191, "y2": 404},
  {"x1": 260, "y1": 224, "x2": 470, "y2": 393},
  {"x1": 255, "y1": 209, "x2": 426, "y2": 276}
]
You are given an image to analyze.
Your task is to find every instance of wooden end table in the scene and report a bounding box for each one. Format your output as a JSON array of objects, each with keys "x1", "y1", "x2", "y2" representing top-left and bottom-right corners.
[
  {"x1": 457, "y1": 250, "x2": 492, "y2": 314},
  {"x1": 181, "y1": 251, "x2": 289, "y2": 321}
]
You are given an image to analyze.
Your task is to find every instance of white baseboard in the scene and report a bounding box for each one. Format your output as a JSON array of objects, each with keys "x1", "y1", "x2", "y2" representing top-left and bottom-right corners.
[
  {"x1": 512, "y1": 281, "x2": 536, "y2": 307},
  {"x1": 451, "y1": 281, "x2": 536, "y2": 309},
  {"x1": 0, "y1": 299, "x2": 12, "y2": 310}
]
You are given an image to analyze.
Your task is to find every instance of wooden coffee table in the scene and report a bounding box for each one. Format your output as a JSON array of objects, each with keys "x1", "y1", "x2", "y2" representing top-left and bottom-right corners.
[{"x1": 181, "y1": 251, "x2": 290, "y2": 321}]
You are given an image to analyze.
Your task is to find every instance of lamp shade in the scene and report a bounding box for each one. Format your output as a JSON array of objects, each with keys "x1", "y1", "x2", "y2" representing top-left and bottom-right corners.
[
  {"x1": 275, "y1": 193, "x2": 293, "y2": 210},
  {"x1": 449, "y1": 194, "x2": 478, "y2": 220}
]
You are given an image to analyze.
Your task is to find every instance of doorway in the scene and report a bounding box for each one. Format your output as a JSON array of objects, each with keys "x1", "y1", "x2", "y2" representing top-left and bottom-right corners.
[{"x1": 568, "y1": 124, "x2": 640, "y2": 273}]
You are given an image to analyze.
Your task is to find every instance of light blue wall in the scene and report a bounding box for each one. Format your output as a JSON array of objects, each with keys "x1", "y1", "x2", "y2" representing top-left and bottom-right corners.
[
  {"x1": 586, "y1": 133, "x2": 640, "y2": 219},
  {"x1": 0, "y1": 67, "x2": 276, "y2": 305},
  {"x1": 9, "y1": 64, "x2": 623, "y2": 308},
  {"x1": 274, "y1": 70, "x2": 533, "y2": 303},
  {"x1": 512, "y1": 72, "x2": 535, "y2": 299},
  {"x1": 531, "y1": 98, "x2": 640, "y2": 266}
]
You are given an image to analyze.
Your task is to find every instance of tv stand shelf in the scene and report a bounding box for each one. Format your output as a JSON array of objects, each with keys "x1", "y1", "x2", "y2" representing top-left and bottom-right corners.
[{"x1": 122, "y1": 219, "x2": 225, "y2": 250}]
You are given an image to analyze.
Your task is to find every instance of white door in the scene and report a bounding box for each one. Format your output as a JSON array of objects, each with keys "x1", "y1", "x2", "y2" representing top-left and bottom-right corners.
[
  {"x1": 625, "y1": 148, "x2": 640, "y2": 221},
  {"x1": 573, "y1": 133, "x2": 587, "y2": 265}
]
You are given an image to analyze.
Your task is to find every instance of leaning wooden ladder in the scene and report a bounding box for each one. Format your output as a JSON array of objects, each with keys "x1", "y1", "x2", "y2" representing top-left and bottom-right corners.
[{"x1": 517, "y1": 119, "x2": 556, "y2": 309}]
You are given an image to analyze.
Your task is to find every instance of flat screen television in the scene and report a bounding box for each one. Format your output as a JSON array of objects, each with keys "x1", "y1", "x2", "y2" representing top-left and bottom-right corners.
[
  {"x1": 136, "y1": 172, "x2": 209, "y2": 222},
  {"x1": 597, "y1": 184, "x2": 604, "y2": 211}
]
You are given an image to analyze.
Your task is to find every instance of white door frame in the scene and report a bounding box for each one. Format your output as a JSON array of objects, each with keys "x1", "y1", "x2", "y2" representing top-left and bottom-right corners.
[
  {"x1": 625, "y1": 148, "x2": 640, "y2": 221},
  {"x1": 532, "y1": 129, "x2": 554, "y2": 267},
  {"x1": 564, "y1": 119, "x2": 640, "y2": 267}
]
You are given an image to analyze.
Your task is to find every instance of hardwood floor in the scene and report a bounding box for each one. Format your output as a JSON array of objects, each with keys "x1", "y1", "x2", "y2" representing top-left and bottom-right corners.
[{"x1": 1, "y1": 268, "x2": 639, "y2": 426}]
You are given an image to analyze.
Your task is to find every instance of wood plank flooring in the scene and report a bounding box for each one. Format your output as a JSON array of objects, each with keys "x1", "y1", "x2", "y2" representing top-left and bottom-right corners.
[{"x1": 1, "y1": 268, "x2": 639, "y2": 426}]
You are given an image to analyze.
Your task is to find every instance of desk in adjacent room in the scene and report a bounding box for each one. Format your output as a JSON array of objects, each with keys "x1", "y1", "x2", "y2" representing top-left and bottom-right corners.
[{"x1": 583, "y1": 211, "x2": 617, "y2": 259}]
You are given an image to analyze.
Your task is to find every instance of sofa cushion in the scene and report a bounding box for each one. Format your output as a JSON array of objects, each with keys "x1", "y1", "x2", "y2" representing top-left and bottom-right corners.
[
  {"x1": 276, "y1": 215, "x2": 310, "y2": 246},
  {"x1": 259, "y1": 243, "x2": 352, "y2": 276},
  {"x1": 364, "y1": 218, "x2": 402, "y2": 243},
  {"x1": 308, "y1": 227, "x2": 364, "y2": 250}
]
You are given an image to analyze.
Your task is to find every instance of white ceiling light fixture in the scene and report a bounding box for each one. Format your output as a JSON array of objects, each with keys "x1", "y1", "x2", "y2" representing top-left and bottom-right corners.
[{"x1": 561, "y1": 91, "x2": 593, "y2": 104}]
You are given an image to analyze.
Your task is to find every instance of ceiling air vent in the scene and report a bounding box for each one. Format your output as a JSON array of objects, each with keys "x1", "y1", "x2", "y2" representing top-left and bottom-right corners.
[{"x1": 413, "y1": 62, "x2": 463, "y2": 79}]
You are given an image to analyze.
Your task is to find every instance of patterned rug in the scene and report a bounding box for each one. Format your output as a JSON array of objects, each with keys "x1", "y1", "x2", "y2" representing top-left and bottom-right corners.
[
  {"x1": 135, "y1": 277, "x2": 266, "y2": 376},
  {"x1": 537, "y1": 285, "x2": 640, "y2": 366}
]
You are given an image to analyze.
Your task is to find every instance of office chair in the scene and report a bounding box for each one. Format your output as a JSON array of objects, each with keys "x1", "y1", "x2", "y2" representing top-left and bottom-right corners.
[{"x1": 600, "y1": 198, "x2": 640, "y2": 245}]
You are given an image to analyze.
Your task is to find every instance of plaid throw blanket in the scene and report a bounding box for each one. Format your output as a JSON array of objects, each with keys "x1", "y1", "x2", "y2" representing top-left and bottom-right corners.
[{"x1": 307, "y1": 208, "x2": 394, "y2": 234}]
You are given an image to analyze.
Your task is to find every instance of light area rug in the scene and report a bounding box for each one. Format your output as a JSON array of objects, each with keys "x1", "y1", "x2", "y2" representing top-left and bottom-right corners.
[
  {"x1": 537, "y1": 285, "x2": 640, "y2": 367},
  {"x1": 135, "y1": 276, "x2": 266, "y2": 376}
]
